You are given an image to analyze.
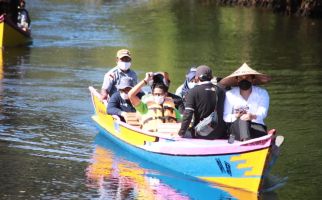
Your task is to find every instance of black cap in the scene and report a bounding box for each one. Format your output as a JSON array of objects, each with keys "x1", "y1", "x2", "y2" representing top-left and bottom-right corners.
[{"x1": 195, "y1": 65, "x2": 212, "y2": 81}]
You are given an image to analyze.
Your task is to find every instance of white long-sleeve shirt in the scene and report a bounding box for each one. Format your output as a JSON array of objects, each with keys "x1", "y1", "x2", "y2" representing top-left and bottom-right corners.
[{"x1": 223, "y1": 86, "x2": 269, "y2": 125}]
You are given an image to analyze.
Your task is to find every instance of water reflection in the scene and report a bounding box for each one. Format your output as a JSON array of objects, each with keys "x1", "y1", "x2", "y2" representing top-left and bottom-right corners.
[
  {"x1": 0, "y1": 0, "x2": 321, "y2": 199},
  {"x1": 0, "y1": 49, "x2": 3, "y2": 80},
  {"x1": 0, "y1": 47, "x2": 30, "y2": 129},
  {"x1": 0, "y1": 47, "x2": 31, "y2": 126},
  {"x1": 86, "y1": 134, "x2": 190, "y2": 199},
  {"x1": 86, "y1": 133, "x2": 264, "y2": 200},
  {"x1": 0, "y1": 47, "x2": 93, "y2": 163},
  {"x1": 0, "y1": 47, "x2": 31, "y2": 78}
]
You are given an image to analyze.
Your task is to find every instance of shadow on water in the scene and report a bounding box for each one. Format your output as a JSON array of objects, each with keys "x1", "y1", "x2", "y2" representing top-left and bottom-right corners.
[{"x1": 86, "y1": 132, "x2": 279, "y2": 200}]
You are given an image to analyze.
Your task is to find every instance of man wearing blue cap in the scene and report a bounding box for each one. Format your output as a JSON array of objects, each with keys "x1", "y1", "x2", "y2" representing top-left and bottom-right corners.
[
  {"x1": 175, "y1": 67, "x2": 197, "y2": 99},
  {"x1": 107, "y1": 77, "x2": 141, "y2": 122}
]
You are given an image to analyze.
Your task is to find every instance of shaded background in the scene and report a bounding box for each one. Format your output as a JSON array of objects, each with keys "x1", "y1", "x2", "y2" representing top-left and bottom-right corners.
[{"x1": 1, "y1": 0, "x2": 322, "y2": 199}]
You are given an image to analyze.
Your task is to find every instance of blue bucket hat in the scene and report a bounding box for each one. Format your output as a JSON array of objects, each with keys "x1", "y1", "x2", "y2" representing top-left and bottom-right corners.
[{"x1": 186, "y1": 67, "x2": 197, "y2": 82}]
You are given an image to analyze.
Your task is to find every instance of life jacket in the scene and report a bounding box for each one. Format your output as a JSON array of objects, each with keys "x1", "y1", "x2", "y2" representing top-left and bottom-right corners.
[{"x1": 141, "y1": 96, "x2": 177, "y2": 132}]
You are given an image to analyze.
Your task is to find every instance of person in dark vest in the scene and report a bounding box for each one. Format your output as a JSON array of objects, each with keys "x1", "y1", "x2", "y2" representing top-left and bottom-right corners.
[{"x1": 178, "y1": 65, "x2": 227, "y2": 139}]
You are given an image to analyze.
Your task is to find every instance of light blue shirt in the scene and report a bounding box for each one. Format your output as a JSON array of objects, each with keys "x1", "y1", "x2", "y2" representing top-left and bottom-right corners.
[{"x1": 102, "y1": 66, "x2": 137, "y2": 96}]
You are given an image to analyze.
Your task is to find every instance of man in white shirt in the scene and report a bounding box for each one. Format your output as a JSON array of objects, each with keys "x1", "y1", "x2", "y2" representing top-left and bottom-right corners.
[
  {"x1": 220, "y1": 63, "x2": 271, "y2": 141},
  {"x1": 101, "y1": 49, "x2": 138, "y2": 100}
]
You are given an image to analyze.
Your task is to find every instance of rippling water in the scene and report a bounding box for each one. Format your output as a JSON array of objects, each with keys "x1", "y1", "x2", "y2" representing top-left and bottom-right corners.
[{"x1": 1, "y1": 0, "x2": 322, "y2": 199}]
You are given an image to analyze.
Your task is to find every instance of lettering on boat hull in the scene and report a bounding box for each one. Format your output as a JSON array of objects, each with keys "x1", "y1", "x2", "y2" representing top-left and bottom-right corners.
[{"x1": 216, "y1": 158, "x2": 232, "y2": 177}]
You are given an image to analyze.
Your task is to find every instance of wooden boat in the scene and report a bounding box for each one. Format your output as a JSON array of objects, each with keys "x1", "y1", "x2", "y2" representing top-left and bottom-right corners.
[
  {"x1": 89, "y1": 86, "x2": 278, "y2": 193},
  {"x1": 0, "y1": 15, "x2": 32, "y2": 48}
]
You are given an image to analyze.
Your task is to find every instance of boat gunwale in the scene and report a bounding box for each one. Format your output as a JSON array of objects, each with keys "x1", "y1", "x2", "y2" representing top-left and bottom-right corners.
[
  {"x1": 92, "y1": 110, "x2": 273, "y2": 156},
  {"x1": 89, "y1": 86, "x2": 273, "y2": 156},
  {"x1": 4, "y1": 18, "x2": 31, "y2": 38},
  {"x1": 96, "y1": 120, "x2": 271, "y2": 157}
]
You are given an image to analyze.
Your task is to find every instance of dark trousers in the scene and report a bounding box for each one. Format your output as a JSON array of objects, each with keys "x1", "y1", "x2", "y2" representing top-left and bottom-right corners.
[{"x1": 227, "y1": 118, "x2": 267, "y2": 141}]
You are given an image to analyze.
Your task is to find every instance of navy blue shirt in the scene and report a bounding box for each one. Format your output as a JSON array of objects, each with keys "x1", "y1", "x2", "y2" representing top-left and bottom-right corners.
[
  {"x1": 107, "y1": 91, "x2": 136, "y2": 117},
  {"x1": 107, "y1": 91, "x2": 144, "y2": 121}
]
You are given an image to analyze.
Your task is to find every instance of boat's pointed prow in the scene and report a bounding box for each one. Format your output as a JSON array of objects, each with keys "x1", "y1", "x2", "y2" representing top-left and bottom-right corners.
[{"x1": 89, "y1": 86, "x2": 108, "y2": 117}]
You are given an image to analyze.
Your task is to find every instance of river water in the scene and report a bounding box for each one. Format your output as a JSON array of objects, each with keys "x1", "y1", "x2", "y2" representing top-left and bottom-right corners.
[{"x1": 1, "y1": 0, "x2": 322, "y2": 199}]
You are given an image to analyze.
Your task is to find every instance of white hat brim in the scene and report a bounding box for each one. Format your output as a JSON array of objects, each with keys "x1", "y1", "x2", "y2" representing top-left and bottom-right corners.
[{"x1": 219, "y1": 63, "x2": 271, "y2": 87}]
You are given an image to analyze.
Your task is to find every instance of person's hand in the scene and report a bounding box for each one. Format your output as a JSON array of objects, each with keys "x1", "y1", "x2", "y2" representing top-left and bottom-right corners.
[
  {"x1": 240, "y1": 112, "x2": 255, "y2": 121},
  {"x1": 235, "y1": 109, "x2": 247, "y2": 118},
  {"x1": 100, "y1": 94, "x2": 109, "y2": 102},
  {"x1": 144, "y1": 72, "x2": 153, "y2": 83},
  {"x1": 120, "y1": 112, "x2": 127, "y2": 118}
]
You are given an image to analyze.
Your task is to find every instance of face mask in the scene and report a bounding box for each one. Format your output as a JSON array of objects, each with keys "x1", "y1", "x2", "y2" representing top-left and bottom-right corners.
[
  {"x1": 238, "y1": 80, "x2": 252, "y2": 90},
  {"x1": 154, "y1": 95, "x2": 165, "y2": 105},
  {"x1": 188, "y1": 82, "x2": 196, "y2": 89},
  {"x1": 120, "y1": 92, "x2": 129, "y2": 100},
  {"x1": 118, "y1": 61, "x2": 131, "y2": 71}
]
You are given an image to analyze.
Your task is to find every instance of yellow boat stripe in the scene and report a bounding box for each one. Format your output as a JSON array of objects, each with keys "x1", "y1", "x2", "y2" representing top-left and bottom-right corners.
[
  {"x1": 230, "y1": 148, "x2": 269, "y2": 176},
  {"x1": 200, "y1": 177, "x2": 261, "y2": 193}
]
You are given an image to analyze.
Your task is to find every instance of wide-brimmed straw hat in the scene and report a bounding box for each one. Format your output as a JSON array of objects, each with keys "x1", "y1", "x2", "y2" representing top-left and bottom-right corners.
[{"x1": 219, "y1": 63, "x2": 271, "y2": 87}]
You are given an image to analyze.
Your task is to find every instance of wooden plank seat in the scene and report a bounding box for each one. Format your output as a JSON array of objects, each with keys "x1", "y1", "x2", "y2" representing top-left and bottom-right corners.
[{"x1": 124, "y1": 112, "x2": 141, "y2": 128}]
